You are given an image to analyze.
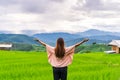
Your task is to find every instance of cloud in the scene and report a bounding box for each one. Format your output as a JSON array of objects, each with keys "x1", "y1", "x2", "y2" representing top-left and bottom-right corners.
[
  {"x1": 21, "y1": 30, "x2": 47, "y2": 35},
  {"x1": 73, "y1": 0, "x2": 120, "y2": 11},
  {"x1": 92, "y1": 25, "x2": 120, "y2": 32},
  {"x1": 0, "y1": 0, "x2": 50, "y2": 14},
  {"x1": 0, "y1": 0, "x2": 120, "y2": 34},
  {"x1": 50, "y1": 0, "x2": 65, "y2": 3},
  {"x1": 84, "y1": 0, "x2": 103, "y2": 10},
  {"x1": 0, "y1": 0, "x2": 18, "y2": 6},
  {"x1": 20, "y1": 0, "x2": 49, "y2": 13}
]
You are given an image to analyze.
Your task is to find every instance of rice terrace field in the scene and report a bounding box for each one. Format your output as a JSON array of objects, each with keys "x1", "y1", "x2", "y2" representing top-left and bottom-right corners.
[{"x1": 0, "y1": 51, "x2": 120, "y2": 80}]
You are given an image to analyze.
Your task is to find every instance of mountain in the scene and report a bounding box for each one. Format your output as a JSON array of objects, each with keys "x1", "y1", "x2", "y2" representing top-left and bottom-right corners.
[
  {"x1": 88, "y1": 35, "x2": 120, "y2": 41},
  {"x1": 0, "y1": 34, "x2": 37, "y2": 44},
  {"x1": 0, "y1": 29, "x2": 120, "y2": 46},
  {"x1": 77, "y1": 29, "x2": 120, "y2": 37},
  {"x1": 65, "y1": 38, "x2": 109, "y2": 46},
  {"x1": 33, "y1": 29, "x2": 120, "y2": 46},
  {"x1": 33, "y1": 32, "x2": 81, "y2": 46}
]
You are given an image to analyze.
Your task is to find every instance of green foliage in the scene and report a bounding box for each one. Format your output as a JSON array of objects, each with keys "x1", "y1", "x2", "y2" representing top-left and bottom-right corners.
[
  {"x1": 11, "y1": 43, "x2": 111, "y2": 53},
  {"x1": 32, "y1": 45, "x2": 46, "y2": 52},
  {"x1": 0, "y1": 51, "x2": 120, "y2": 80},
  {"x1": 75, "y1": 44, "x2": 111, "y2": 53},
  {"x1": 0, "y1": 34, "x2": 37, "y2": 44},
  {"x1": 12, "y1": 43, "x2": 34, "y2": 51},
  {"x1": 11, "y1": 43, "x2": 45, "y2": 52}
]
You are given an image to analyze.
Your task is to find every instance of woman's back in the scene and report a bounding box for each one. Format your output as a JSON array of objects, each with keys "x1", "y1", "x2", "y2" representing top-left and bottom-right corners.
[{"x1": 46, "y1": 44, "x2": 75, "y2": 67}]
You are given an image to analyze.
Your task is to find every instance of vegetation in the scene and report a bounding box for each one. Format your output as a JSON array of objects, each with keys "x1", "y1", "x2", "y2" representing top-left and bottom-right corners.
[
  {"x1": 12, "y1": 43, "x2": 34, "y2": 51},
  {"x1": 11, "y1": 43, "x2": 111, "y2": 53},
  {"x1": 32, "y1": 45, "x2": 45, "y2": 52},
  {"x1": 1, "y1": 30, "x2": 120, "y2": 47},
  {"x1": 0, "y1": 34, "x2": 37, "y2": 44},
  {"x1": 75, "y1": 44, "x2": 111, "y2": 53},
  {"x1": 11, "y1": 43, "x2": 45, "y2": 51},
  {"x1": 0, "y1": 51, "x2": 120, "y2": 80}
]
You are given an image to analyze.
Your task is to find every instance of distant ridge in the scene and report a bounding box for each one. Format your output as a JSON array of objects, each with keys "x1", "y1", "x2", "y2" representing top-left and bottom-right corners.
[
  {"x1": 0, "y1": 34, "x2": 36, "y2": 44},
  {"x1": 77, "y1": 29, "x2": 120, "y2": 36},
  {"x1": 33, "y1": 29, "x2": 120, "y2": 46},
  {"x1": 0, "y1": 29, "x2": 120, "y2": 46}
]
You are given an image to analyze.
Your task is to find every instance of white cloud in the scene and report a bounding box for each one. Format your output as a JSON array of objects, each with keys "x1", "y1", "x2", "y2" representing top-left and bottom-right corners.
[{"x1": 0, "y1": 0, "x2": 120, "y2": 34}]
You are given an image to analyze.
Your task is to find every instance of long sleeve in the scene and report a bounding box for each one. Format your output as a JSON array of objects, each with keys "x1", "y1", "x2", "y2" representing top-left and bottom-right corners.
[
  {"x1": 46, "y1": 44, "x2": 55, "y2": 58},
  {"x1": 65, "y1": 45, "x2": 75, "y2": 56}
]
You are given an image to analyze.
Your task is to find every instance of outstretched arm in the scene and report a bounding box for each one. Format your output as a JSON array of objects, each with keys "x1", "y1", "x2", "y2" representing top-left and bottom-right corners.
[
  {"x1": 34, "y1": 38, "x2": 46, "y2": 46},
  {"x1": 75, "y1": 38, "x2": 89, "y2": 47}
]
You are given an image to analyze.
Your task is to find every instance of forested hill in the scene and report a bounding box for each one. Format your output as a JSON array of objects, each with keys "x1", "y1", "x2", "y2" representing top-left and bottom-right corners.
[
  {"x1": 0, "y1": 34, "x2": 37, "y2": 44},
  {"x1": 33, "y1": 29, "x2": 120, "y2": 46},
  {"x1": 0, "y1": 29, "x2": 120, "y2": 46}
]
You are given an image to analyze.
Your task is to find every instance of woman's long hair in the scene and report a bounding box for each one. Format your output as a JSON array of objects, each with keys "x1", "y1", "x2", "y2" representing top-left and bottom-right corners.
[{"x1": 55, "y1": 38, "x2": 65, "y2": 58}]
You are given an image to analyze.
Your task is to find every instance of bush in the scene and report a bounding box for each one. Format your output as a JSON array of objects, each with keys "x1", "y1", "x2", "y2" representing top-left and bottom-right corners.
[{"x1": 12, "y1": 43, "x2": 34, "y2": 51}]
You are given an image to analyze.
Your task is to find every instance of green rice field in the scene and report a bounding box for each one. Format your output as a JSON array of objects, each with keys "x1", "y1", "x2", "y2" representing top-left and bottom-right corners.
[{"x1": 0, "y1": 51, "x2": 120, "y2": 80}]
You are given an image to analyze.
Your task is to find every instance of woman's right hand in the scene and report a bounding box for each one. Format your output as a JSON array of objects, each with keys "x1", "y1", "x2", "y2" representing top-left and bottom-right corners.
[
  {"x1": 34, "y1": 38, "x2": 39, "y2": 41},
  {"x1": 34, "y1": 38, "x2": 39, "y2": 42},
  {"x1": 34, "y1": 38, "x2": 46, "y2": 46}
]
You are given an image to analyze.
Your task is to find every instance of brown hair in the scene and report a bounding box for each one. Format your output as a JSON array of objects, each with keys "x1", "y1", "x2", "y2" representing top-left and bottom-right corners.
[{"x1": 55, "y1": 38, "x2": 65, "y2": 58}]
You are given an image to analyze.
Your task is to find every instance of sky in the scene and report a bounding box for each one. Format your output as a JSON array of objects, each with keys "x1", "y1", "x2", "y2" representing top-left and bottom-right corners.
[{"x1": 0, "y1": 0, "x2": 120, "y2": 35}]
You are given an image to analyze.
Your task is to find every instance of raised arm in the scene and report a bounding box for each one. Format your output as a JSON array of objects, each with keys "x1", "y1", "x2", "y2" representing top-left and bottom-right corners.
[
  {"x1": 75, "y1": 38, "x2": 89, "y2": 47},
  {"x1": 34, "y1": 38, "x2": 46, "y2": 46}
]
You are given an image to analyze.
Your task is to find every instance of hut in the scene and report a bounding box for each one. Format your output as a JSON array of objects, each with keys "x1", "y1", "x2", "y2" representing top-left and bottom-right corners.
[
  {"x1": 0, "y1": 43, "x2": 12, "y2": 50},
  {"x1": 108, "y1": 40, "x2": 120, "y2": 53}
]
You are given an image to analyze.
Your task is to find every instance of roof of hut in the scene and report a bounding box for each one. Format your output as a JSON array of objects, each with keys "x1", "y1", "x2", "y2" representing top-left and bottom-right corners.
[
  {"x1": 108, "y1": 40, "x2": 120, "y2": 47},
  {"x1": 0, "y1": 43, "x2": 12, "y2": 48}
]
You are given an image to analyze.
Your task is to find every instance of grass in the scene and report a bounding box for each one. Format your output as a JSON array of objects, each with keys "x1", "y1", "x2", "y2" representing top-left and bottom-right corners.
[{"x1": 0, "y1": 51, "x2": 120, "y2": 80}]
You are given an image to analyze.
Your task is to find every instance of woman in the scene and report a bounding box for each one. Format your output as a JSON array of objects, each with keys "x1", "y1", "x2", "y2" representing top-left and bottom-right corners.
[{"x1": 34, "y1": 38, "x2": 89, "y2": 80}]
